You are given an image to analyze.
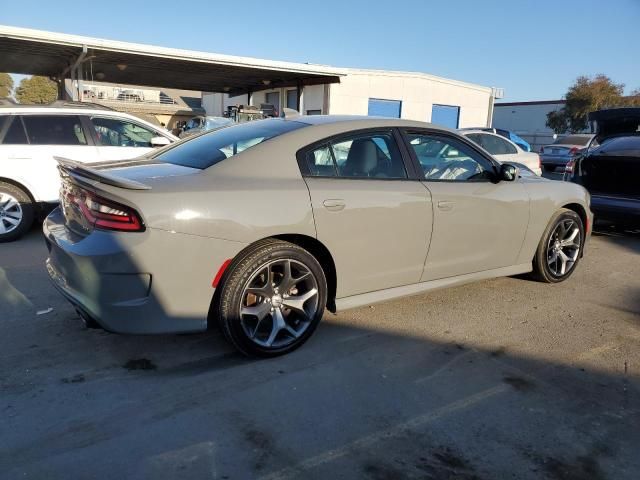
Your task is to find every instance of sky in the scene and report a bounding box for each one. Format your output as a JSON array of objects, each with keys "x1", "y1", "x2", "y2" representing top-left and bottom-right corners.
[{"x1": 3, "y1": 0, "x2": 639, "y2": 101}]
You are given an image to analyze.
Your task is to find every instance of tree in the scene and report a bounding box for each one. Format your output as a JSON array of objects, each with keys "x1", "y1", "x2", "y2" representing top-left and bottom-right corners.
[
  {"x1": 15, "y1": 76, "x2": 58, "y2": 104},
  {"x1": 0, "y1": 73, "x2": 13, "y2": 98},
  {"x1": 546, "y1": 75, "x2": 639, "y2": 134}
]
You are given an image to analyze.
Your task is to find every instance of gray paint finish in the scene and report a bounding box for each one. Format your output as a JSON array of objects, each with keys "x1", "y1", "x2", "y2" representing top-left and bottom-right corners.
[{"x1": 44, "y1": 116, "x2": 593, "y2": 335}]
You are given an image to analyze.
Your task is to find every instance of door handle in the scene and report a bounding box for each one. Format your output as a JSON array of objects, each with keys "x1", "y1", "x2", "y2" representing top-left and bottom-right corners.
[
  {"x1": 323, "y1": 199, "x2": 346, "y2": 212},
  {"x1": 437, "y1": 200, "x2": 455, "y2": 211}
]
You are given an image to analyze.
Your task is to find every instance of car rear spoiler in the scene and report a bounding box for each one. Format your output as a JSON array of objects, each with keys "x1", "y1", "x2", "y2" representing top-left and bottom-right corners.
[{"x1": 55, "y1": 157, "x2": 151, "y2": 191}]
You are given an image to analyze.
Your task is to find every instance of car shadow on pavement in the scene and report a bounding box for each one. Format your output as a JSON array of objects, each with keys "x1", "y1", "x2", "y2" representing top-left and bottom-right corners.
[
  {"x1": 592, "y1": 226, "x2": 640, "y2": 255},
  {"x1": 1, "y1": 227, "x2": 639, "y2": 479}
]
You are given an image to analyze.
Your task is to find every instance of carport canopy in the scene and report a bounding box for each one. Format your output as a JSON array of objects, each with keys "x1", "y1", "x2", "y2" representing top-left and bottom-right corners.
[{"x1": 0, "y1": 25, "x2": 345, "y2": 97}]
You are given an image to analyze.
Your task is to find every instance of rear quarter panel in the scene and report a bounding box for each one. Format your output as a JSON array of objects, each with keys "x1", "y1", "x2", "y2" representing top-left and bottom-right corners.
[{"x1": 93, "y1": 134, "x2": 318, "y2": 244}]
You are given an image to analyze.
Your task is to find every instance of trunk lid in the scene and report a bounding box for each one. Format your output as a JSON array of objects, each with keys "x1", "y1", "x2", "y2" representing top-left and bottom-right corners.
[{"x1": 56, "y1": 157, "x2": 200, "y2": 236}]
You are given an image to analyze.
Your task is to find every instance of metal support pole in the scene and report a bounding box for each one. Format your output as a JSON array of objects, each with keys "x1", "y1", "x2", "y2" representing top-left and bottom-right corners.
[
  {"x1": 296, "y1": 81, "x2": 304, "y2": 114},
  {"x1": 247, "y1": 89, "x2": 253, "y2": 107},
  {"x1": 67, "y1": 45, "x2": 88, "y2": 102}
]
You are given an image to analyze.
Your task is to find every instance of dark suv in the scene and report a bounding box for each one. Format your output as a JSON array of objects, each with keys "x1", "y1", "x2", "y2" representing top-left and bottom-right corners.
[{"x1": 565, "y1": 108, "x2": 640, "y2": 227}]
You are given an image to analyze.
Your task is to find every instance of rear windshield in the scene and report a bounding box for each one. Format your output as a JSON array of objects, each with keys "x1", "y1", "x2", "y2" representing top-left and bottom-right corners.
[
  {"x1": 154, "y1": 119, "x2": 306, "y2": 169},
  {"x1": 554, "y1": 135, "x2": 592, "y2": 146}
]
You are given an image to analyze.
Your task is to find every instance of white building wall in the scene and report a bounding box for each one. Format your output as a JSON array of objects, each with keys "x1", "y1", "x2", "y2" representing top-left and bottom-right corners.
[
  {"x1": 493, "y1": 101, "x2": 565, "y2": 151},
  {"x1": 328, "y1": 69, "x2": 493, "y2": 127},
  {"x1": 202, "y1": 69, "x2": 493, "y2": 127}
]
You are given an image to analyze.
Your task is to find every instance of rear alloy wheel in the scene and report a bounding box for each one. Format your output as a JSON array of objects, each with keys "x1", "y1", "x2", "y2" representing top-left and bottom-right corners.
[
  {"x1": 532, "y1": 208, "x2": 584, "y2": 283},
  {"x1": 216, "y1": 240, "x2": 327, "y2": 357},
  {"x1": 0, "y1": 182, "x2": 34, "y2": 243}
]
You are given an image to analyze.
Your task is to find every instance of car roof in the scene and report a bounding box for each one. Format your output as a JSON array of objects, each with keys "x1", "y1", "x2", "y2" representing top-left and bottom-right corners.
[
  {"x1": 459, "y1": 129, "x2": 496, "y2": 135},
  {"x1": 0, "y1": 102, "x2": 178, "y2": 139},
  {"x1": 290, "y1": 114, "x2": 453, "y2": 132}
]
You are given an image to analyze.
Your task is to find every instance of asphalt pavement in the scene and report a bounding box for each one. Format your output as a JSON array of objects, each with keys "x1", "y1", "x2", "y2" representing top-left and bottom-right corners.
[{"x1": 0, "y1": 224, "x2": 639, "y2": 479}]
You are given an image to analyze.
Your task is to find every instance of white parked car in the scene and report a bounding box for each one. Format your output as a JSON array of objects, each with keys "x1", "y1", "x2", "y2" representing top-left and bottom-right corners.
[
  {"x1": 461, "y1": 130, "x2": 541, "y2": 176},
  {"x1": 0, "y1": 102, "x2": 178, "y2": 241}
]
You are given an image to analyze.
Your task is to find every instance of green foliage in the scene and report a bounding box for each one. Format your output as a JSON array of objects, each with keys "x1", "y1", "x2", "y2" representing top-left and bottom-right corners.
[
  {"x1": 546, "y1": 75, "x2": 640, "y2": 134},
  {"x1": 15, "y1": 76, "x2": 58, "y2": 104},
  {"x1": 0, "y1": 73, "x2": 13, "y2": 98}
]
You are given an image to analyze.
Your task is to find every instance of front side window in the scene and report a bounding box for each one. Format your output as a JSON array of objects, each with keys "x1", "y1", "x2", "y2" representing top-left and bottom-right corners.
[
  {"x1": 22, "y1": 115, "x2": 87, "y2": 145},
  {"x1": 406, "y1": 132, "x2": 493, "y2": 181},
  {"x1": 1, "y1": 117, "x2": 28, "y2": 145},
  {"x1": 155, "y1": 119, "x2": 306, "y2": 169},
  {"x1": 91, "y1": 117, "x2": 158, "y2": 147}
]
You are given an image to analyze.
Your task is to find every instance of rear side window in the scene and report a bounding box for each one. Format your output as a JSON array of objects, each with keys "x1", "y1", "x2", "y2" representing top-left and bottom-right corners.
[
  {"x1": 91, "y1": 117, "x2": 158, "y2": 147},
  {"x1": 1, "y1": 117, "x2": 28, "y2": 145},
  {"x1": 306, "y1": 145, "x2": 337, "y2": 177},
  {"x1": 22, "y1": 115, "x2": 87, "y2": 145},
  {"x1": 304, "y1": 131, "x2": 407, "y2": 179},
  {"x1": 155, "y1": 119, "x2": 306, "y2": 169}
]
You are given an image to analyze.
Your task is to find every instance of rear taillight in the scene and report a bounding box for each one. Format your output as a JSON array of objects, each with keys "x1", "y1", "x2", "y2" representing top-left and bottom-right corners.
[
  {"x1": 565, "y1": 159, "x2": 576, "y2": 174},
  {"x1": 66, "y1": 188, "x2": 144, "y2": 232},
  {"x1": 569, "y1": 147, "x2": 579, "y2": 156}
]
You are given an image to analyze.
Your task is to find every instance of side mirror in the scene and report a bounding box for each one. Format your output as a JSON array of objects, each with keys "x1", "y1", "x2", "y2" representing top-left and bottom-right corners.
[
  {"x1": 500, "y1": 163, "x2": 518, "y2": 181},
  {"x1": 150, "y1": 136, "x2": 171, "y2": 147}
]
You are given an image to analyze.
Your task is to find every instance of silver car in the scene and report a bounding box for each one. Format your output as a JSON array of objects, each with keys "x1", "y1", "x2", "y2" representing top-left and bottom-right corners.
[
  {"x1": 540, "y1": 134, "x2": 594, "y2": 173},
  {"x1": 44, "y1": 116, "x2": 592, "y2": 356}
]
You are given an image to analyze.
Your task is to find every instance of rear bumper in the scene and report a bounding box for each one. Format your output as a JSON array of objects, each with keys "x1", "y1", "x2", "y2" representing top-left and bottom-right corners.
[
  {"x1": 541, "y1": 157, "x2": 571, "y2": 169},
  {"x1": 43, "y1": 207, "x2": 245, "y2": 334}
]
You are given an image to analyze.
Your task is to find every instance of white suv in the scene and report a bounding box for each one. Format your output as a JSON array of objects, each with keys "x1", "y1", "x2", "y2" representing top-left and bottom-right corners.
[{"x1": 0, "y1": 102, "x2": 178, "y2": 241}]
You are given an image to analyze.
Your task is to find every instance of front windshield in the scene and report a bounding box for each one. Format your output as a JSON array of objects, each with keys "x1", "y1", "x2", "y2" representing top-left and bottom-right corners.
[{"x1": 154, "y1": 119, "x2": 306, "y2": 169}]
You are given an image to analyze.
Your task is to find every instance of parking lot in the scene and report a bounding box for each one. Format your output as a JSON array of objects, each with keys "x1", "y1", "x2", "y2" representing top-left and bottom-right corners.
[{"x1": 0, "y1": 222, "x2": 638, "y2": 479}]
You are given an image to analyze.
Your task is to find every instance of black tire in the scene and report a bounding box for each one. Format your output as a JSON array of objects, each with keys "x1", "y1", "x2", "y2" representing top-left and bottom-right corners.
[
  {"x1": 0, "y1": 182, "x2": 35, "y2": 243},
  {"x1": 532, "y1": 208, "x2": 584, "y2": 283},
  {"x1": 216, "y1": 239, "x2": 327, "y2": 357}
]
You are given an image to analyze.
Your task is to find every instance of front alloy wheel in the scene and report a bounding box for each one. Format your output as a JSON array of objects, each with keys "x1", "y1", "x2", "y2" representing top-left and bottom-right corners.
[
  {"x1": 532, "y1": 208, "x2": 584, "y2": 283},
  {"x1": 546, "y1": 218, "x2": 581, "y2": 276}
]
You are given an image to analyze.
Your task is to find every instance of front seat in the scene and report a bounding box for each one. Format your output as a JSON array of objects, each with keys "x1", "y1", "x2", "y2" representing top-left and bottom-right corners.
[{"x1": 341, "y1": 138, "x2": 379, "y2": 177}]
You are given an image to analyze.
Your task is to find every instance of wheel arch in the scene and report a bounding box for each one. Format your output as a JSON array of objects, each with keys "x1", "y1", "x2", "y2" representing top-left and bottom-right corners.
[
  {"x1": 0, "y1": 177, "x2": 37, "y2": 204},
  {"x1": 208, "y1": 234, "x2": 338, "y2": 329},
  {"x1": 561, "y1": 202, "x2": 588, "y2": 234},
  {"x1": 272, "y1": 234, "x2": 337, "y2": 313}
]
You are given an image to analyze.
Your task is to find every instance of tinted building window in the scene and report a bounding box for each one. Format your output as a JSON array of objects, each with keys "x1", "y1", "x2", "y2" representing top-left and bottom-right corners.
[
  {"x1": 431, "y1": 104, "x2": 460, "y2": 129},
  {"x1": 22, "y1": 115, "x2": 87, "y2": 145},
  {"x1": 286, "y1": 90, "x2": 298, "y2": 110},
  {"x1": 368, "y1": 99, "x2": 402, "y2": 118}
]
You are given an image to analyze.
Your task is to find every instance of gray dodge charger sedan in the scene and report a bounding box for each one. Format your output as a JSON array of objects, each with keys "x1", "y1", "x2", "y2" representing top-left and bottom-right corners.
[{"x1": 44, "y1": 116, "x2": 592, "y2": 356}]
